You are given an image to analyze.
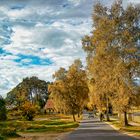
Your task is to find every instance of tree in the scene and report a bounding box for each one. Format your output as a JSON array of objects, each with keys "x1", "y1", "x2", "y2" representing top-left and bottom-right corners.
[
  {"x1": 6, "y1": 76, "x2": 50, "y2": 109},
  {"x1": 20, "y1": 101, "x2": 37, "y2": 121},
  {"x1": 82, "y1": 1, "x2": 140, "y2": 126},
  {"x1": 0, "y1": 96, "x2": 7, "y2": 121},
  {"x1": 49, "y1": 60, "x2": 89, "y2": 121}
]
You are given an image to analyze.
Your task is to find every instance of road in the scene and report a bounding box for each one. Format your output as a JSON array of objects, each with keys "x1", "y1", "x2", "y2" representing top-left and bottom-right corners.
[{"x1": 63, "y1": 115, "x2": 140, "y2": 140}]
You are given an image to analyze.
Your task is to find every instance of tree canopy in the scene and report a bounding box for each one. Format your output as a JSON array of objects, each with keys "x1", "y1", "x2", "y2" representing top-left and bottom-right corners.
[
  {"x1": 82, "y1": 0, "x2": 140, "y2": 126},
  {"x1": 49, "y1": 59, "x2": 89, "y2": 121},
  {"x1": 6, "y1": 76, "x2": 50, "y2": 109}
]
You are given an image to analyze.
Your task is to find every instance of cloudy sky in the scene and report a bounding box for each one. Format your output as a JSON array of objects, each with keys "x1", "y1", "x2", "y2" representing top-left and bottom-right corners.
[{"x1": 0, "y1": 0, "x2": 139, "y2": 97}]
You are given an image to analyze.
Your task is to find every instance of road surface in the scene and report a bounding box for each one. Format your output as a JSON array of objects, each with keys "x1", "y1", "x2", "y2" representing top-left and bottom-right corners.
[{"x1": 63, "y1": 115, "x2": 140, "y2": 140}]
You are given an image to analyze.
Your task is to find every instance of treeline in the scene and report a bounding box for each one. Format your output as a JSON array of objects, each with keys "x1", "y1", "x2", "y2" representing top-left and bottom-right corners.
[
  {"x1": 0, "y1": 0, "x2": 140, "y2": 126},
  {"x1": 49, "y1": 1, "x2": 140, "y2": 125}
]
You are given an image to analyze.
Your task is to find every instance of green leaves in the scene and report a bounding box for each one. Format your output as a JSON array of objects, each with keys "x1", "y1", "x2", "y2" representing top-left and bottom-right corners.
[
  {"x1": 0, "y1": 96, "x2": 7, "y2": 121},
  {"x1": 6, "y1": 76, "x2": 50, "y2": 109}
]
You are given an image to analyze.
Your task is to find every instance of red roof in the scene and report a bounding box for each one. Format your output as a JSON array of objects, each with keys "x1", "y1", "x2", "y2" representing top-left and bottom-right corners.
[{"x1": 44, "y1": 99, "x2": 54, "y2": 109}]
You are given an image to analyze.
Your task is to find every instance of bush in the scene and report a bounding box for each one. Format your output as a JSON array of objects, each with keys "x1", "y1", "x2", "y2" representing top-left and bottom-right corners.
[
  {"x1": 0, "y1": 135, "x2": 6, "y2": 140},
  {"x1": 8, "y1": 109, "x2": 22, "y2": 120},
  {"x1": 0, "y1": 97, "x2": 7, "y2": 121},
  {"x1": 21, "y1": 101, "x2": 36, "y2": 121},
  {"x1": 0, "y1": 127, "x2": 19, "y2": 137}
]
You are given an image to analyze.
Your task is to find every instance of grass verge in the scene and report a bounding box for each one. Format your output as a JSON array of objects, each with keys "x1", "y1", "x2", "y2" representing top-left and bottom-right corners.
[
  {"x1": 0, "y1": 114, "x2": 79, "y2": 139},
  {"x1": 107, "y1": 120, "x2": 140, "y2": 137}
]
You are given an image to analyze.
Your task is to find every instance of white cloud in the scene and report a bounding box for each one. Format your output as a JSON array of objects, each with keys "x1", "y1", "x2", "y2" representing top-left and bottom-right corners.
[
  {"x1": 1, "y1": 19, "x2": 91, "y2": 97},
  {"x1": 0, "y1": 0, "x2": 136, "y2": 97},
  {"x1": 128, "y1": 0, "x2": 140, "y2": 4},
  {"x1": 68, "y1": 0, "x2": 83, "y2": 6},
  {"x1": 3, "y1": 19, "x2": 91, "y2": 58}
]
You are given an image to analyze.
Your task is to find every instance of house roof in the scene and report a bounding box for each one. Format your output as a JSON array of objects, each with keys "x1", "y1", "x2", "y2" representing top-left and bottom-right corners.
[{"x1": 44, "y1": 99, "x2": 54, "y2": 109}]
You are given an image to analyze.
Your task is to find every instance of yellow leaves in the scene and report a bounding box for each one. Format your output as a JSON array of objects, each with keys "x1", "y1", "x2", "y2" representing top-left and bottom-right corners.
[
  {"x1": 83, "y1": 0, "x2": 140, "y2": 114},
  {"x1": 20, "y1": 101, "x2": 37, "y2": 120},
  {"x1": 92, "y1": 19, "x2": 115, "y2": 47},
  {"x1": 21, "y1": 101, "x2": 36, "y2": 113},
  {"x1": 82, "y1": 35, "x2": 95, "y2": 53},
  {"x1": 124, "y1": 47, "x2": 138, "y2": 54},
  {"x1": 122, "y1": 30, "x2": 133, "y2": 43},
  {"x1": 123, "y1": 30, "x2": 131, "y2": 37},
  {"x1": 49, "y1": 60, "x2": 89, "y2": 114},
  {"x1": 53, "y1": 67, "x2": 66, "y2": 80},
  {"x1": 111, "y1": 0, "x2": 123, "y2": 18}
]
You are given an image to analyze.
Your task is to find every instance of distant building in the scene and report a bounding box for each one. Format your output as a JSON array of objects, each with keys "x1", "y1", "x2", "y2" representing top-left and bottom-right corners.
[{"x1": 44, "y1": 99, "x2": 55, "y2": 113}]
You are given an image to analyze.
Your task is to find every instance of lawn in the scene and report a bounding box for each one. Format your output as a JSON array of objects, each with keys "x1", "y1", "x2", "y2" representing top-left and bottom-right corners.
[
  {"x1": 0, "y1": 114, "x2": 79, "y2": 139},
  {"x1": 107, "y1": 120, "x2": 140, "y2": 137}
]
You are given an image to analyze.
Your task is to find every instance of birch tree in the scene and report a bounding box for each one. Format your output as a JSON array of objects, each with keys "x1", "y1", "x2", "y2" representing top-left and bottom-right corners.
[{"x1": 82, "y1": 1, "x2": 140, "y2": 125}]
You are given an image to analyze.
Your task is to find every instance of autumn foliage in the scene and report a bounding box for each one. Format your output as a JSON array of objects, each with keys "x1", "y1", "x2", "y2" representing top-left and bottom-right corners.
[
  {"x1": 20, "y1": 101, "x2": 37, "y2": 121},
  {"x1": 82, "y1": 1, "x2": 140, "y2": 126},
  {"x1": 49, "y1": 60, "x2": 89, "y2": 121}
]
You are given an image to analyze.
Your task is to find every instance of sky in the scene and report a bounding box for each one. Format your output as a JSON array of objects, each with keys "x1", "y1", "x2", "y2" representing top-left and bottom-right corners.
[{"x1": 0, "y1": 0, "x2": 139, "y2": 97}]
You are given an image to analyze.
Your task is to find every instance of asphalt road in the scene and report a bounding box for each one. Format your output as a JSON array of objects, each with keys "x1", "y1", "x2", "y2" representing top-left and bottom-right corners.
[{"x1": 63, "y1": 116, "x2": 140, "y2": 140}]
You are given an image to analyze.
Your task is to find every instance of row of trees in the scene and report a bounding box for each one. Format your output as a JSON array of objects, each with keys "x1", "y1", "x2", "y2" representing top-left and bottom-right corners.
[
  {"x1": 1, "y1": 0, "x2": 139, "y2": 125},
  {"x1": 49, "y1": 1, "x2": 140, "y2": 126},
  {"x1": 82, "y1": 1, "x2": 140, "y2": 126}
]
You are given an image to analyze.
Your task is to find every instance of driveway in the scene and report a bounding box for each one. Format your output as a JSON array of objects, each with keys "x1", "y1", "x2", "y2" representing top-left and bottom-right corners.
[{"x1": 63, "y1": 116, "x2": 140, "y2": 140}]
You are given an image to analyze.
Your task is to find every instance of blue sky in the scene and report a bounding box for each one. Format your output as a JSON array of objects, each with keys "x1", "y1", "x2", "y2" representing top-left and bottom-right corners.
[{"x1": 0, "y1": 0, "x2": 139, "y2": 97}]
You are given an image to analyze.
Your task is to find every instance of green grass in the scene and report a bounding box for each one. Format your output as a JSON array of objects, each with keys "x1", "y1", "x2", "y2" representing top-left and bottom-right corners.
[
  {"x1": 25, "y1": 121, "x2": 78, "y2": 133},
  {"x1": 0, "y1": 135, "x2": 6, "y2": 140},
  {"x1": 24, "y1": 120, "x2": 78, "y2": 133},
  {"x1": 0, "y1": 115, "x2": 79, "y2": 139},
  {"x1": 0, "y1": 120, "x2": 79, "y2": 132},
  {"x1": 108, "y1": 120, "x2": 140, "y2": 136},
  {"x1": 120, "y1": 125, "x2": 140, "y2": 136}
]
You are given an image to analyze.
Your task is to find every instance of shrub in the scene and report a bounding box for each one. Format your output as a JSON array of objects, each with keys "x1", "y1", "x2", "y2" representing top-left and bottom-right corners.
[
  {"x1": 8, "y1": 109, "x2": 22, "y2": 120},
  {"x1": 21, "y1": 101, "x2": 36, "y2": 121},
  {"x1": 0, "y1": 127, "x2": 19, "y2": 137},
  {"x1": 0, "y1": 97, "x2": 7, "y2": 121},
  {"x1": 0, "y1": 135, "x2": 6, "y2": 140}
]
